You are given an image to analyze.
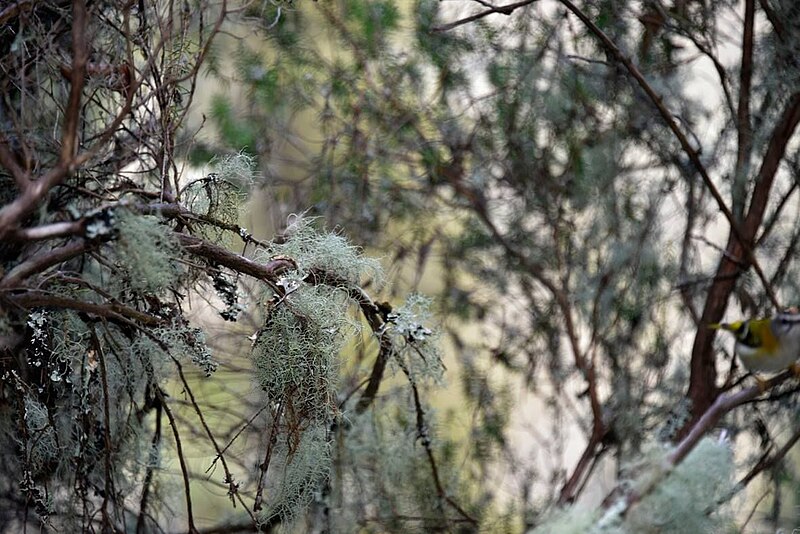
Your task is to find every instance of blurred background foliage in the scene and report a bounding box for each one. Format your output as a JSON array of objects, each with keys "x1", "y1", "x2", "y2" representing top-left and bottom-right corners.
[{"x1": 189, "y1": 0, "x2": 800, "y2": 530}]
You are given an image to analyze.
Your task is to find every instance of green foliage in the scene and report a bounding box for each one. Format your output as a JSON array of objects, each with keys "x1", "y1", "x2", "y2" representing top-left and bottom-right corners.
[
  {"x1": 342, "y1": 0, "x2": 400, "y2": 57},
  {"x1": 3, "y1": 0, "x2": 794, "y2": 531},
  {"x1": 209, "y1": 93, "x2": 258, "y2": 152}
]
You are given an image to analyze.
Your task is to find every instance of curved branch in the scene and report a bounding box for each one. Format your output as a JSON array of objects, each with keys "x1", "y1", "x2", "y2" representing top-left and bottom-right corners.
[
  {"x1": 3, "y1": 290, "x2": 164, "y2": 326},
  {"x1": 176, "y1": 233, "x2": 295, "y2": 291},
  {"x1": 668, "y1": 370, "x2": 793, "y2": 467},
  {"x1": 600, "y1": 369, "x2": 795, "y2": 517},
  {"x1": 0, "y1": 240, "x2": 90, "y2": 288},
  {"x1": 432, "y1": 0, "x2": 541, "y2": 32}
]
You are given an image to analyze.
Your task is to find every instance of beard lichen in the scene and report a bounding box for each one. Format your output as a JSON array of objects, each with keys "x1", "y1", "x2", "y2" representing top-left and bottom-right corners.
[{"x1": 113, "y1": 210, "x2": 181, "y2": 295}]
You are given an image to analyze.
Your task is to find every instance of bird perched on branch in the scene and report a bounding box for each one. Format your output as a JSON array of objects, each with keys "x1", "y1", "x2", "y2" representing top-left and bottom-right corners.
[{"x1": 710, "y1": 311, "x2": 800, "y2": 379}]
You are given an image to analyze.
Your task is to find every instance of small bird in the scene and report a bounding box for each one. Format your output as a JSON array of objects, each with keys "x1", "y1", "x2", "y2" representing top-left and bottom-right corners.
[{"x1": 710, "y1": 311, "x2": 800, "y2": 375}]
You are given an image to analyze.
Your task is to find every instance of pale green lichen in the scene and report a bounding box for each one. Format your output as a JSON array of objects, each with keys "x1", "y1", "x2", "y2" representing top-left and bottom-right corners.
[
  {"x1": 262, "y1": 215, "x2": 384, "y2": 288},
  {"x1": 252, "y1": 285, "x2": 350, "y2": 421},
  {"x1": 22, "y1": 395, "x2": 58, "y2": 475},
  {"x1": 248, "y1": 221, "x2": 391, "y2": 525},
  {"x1": 114, "y1": 210, "x2": 180, "y2": 294},
  {"x1": 532, "y1": 438, "x2": 735, "y2": 534},
  {"x1": 183, "y1": 153, "x2": 253, "y2": 244},
  {"x1": 260, "y1": 423, "x2": 332, "y2": 525},
  {"x1": 625, "y1": 438, "x2": 735, "y2": 534}
]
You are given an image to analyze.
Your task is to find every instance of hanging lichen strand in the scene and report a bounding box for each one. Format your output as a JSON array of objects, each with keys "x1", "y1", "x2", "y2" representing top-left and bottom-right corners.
[{"x1": 249, "y1": 219, "x2": 377, "y2": 523}]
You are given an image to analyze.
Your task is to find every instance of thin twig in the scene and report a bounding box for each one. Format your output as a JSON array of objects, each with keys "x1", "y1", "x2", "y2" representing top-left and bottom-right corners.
[
  {"x1": 3, "y1": 290, "x2": 164, "y2": 326},
  {"x1": 0, "y1": 240, "x2": 90, "y2": 288},
  {"x1": 170, "y1": 356, "x2": 257, "y2": 522},
  {"x1": 254, "y1": 400, "x2": 284, "y2": 513},
  {"x1": 136, "y1": 398, "x2": 163, "y2": 534},
  {"x1": 431, "y1": 0, "x2": 540, "y2": 32},
  {"x1": 156, "y1": 386, "x2": 200, "y2": 534},
  {"x1": 91, "y1": 327, "x2": 117, "y2": 530},
  {"x1": 395, "y1": 355, "x2": 478, "y2": 526}
]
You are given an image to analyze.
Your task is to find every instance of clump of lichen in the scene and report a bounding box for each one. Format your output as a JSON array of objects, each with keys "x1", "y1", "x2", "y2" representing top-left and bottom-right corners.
[
  {"x1": 624, "y1": 438, "x2": 735, "y2": 533},
  {"x1": 263, "y1": 215, "x2": 384, "y2": 287},
  {"x1": 183, "y1": 152, "x2": 253, "y2": 244},
  {"x1": 114, "y1": 210, "x2": 180, "y2": 294},
  {"x1": 531, "y1": 438, "x2": 735, "y2": 534},
  {"x1": 386, "y1": 293, "x2": 445, "y2": 384},
  {"x1": 249, "y1": 221, "x2": 386, "y2": 523},
  {"x1": 251, "y1": 219, "x2": 384, "y2": 419},
  {"x1": 260, "y1": 423, "x2": 332, "y2": 525},
  {"x1": 252, "y1": 284, "x2": 348, "y2": 422}
]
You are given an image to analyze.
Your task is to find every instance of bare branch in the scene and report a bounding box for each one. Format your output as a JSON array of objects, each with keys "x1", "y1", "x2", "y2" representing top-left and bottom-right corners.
[
  {"x1": 669, "y1": 372, "x2": 792, "y2": 466},
  {"x1": 736, "y1": 424, "x2": 800, "y2": 490},
  {"x1": 156, "y1": 386, "x2": 200, "y2": 534},
  {"x1": 0, "y1": 240, "x2": 90, "y2": 288},
  {"x1": 60, "y1": 0, "x2": 89, "y2": 164},
  {"x1": 3, "y1": 290, "x2": 164, "y2": 326},
  {"x1": 431, "y1": 0, "x2": 541, "y2": 32},
  {"x1": 732, "y1": 0, "x2": 755, "y2": 221},
  {"x1": 176, "y1": 233, "x2": 295, "y2": 291}
]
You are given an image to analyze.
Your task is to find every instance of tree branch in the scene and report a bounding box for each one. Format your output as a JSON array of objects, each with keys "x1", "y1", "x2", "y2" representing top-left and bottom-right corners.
[
  {"x1": 431, "y1": 0, "x2": 541, "y2": 32},
  {"x1": 176, "y1": 233, "x2": 295, "y2": 292},
  {"x1": 3, "y1": 290, "x2": 164, "y2": 326},
  {"x1": 732, "y1": 0, "x2": 754, "y2": 220},
  {"x1": 668, "y1": 371, "x2": 793, "y2": 467},
  {"x1": 0, "y1": 240, "x2": 90, "y2": 289},
  {"x1": 0, "y1": 0, "x2": 89, "y2": 238},
  {"x1": 600, "y1": 369, "x2": 795, "y2": 517},
  {"x1": 156, "y1": 385, "x2": 200, "y2": 534}
]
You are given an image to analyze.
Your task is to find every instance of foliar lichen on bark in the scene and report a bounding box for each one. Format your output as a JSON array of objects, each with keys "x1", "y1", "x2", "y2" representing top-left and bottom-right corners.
[{"x1": 386, "y1": 293, "x2": 445, "y2": 384}]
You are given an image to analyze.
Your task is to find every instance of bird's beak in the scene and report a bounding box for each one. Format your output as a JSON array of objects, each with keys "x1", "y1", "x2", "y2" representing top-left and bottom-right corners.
[{"x1": 708, "y1": 323, "x2": 722, "y2": 330}]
